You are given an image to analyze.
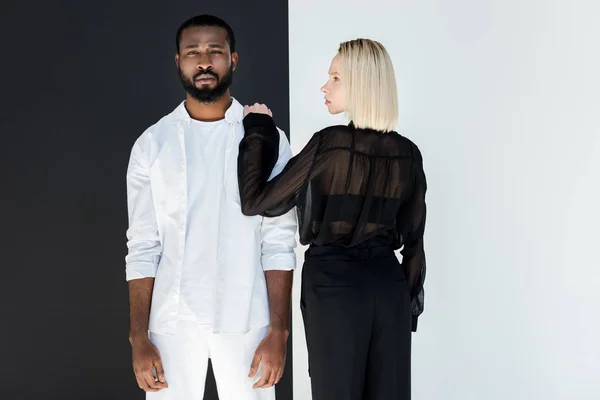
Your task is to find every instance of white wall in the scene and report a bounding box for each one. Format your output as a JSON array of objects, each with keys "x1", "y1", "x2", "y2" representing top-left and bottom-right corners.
[{"x1": 288, "y1": 1, "x2": 600, "y2": 399}]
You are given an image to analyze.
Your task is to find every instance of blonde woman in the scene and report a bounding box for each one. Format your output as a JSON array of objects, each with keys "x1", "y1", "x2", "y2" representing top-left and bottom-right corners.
[{"x1": 238, "y1": 39, "x2": 427, "y2": 400}]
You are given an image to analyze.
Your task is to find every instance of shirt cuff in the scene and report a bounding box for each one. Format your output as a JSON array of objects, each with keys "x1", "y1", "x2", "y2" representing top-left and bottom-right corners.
[
  {"x1": 261, "y1": 254, "x2": 297, "y2": 271},
  {"x1": 125, "y1": 263, "x2": 158, "y2": 281}
]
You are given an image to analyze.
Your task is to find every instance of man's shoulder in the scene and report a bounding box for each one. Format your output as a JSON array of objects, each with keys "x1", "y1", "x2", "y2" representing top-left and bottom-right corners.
[
  {"x1": 135, "y1": 105, "x2": 183, "y2": 144},
  {"x1": 275, "y1": 126, "x2": 290, "y2": 143}
]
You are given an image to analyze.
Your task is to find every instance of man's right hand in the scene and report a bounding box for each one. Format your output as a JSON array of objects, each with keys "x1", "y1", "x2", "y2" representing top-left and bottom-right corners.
[{"x1": 131, "y1": 337, "x2": 168, "y2": 392}]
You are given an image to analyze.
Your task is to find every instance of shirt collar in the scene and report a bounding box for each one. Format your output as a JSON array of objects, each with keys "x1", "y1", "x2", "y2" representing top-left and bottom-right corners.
[{"x1": 172, "y1": 97, "x2": 244, "y2": 124}]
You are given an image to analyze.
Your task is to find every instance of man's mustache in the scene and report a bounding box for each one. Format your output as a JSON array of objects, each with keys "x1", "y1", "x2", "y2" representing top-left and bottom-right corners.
[{"x1": 193, "y1": 70, "x2": 218, "y2": 81}]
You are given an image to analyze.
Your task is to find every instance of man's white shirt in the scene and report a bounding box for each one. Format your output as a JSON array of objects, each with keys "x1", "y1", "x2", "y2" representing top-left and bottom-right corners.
[{"x1": 125, "y1": 98, "x2": 297, "y2": 335}]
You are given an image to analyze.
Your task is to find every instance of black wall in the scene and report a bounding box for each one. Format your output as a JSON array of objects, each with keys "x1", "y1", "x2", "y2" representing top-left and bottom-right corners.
[{"x1": 0, "y1": 1, "x2": 291, "y2": 399}]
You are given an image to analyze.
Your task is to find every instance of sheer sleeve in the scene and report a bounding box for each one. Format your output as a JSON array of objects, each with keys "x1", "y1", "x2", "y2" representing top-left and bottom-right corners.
[
  {"x1": 398, "y1": 143, "x2": 427, "y2": 332},
  {"x1": 238, "y1": 113, "x2": 321, "y2": 217}
]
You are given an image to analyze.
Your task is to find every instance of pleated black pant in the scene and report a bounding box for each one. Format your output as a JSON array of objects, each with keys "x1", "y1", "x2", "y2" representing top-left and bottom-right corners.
[{"x1": 300, "y1": 241, "x2": 412, "y2": 400}]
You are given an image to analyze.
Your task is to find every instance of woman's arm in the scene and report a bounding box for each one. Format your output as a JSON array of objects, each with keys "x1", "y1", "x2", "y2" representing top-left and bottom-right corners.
[
  {"x1": 238, "y1": 113, "x2": 322, "y2": 217},
  {"x1": 397, "y1": 143, "x2": 427, "y2": 332}
]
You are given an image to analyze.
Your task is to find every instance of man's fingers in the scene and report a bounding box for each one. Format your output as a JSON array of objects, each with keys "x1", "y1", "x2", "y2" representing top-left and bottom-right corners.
[
  {"x1": 248, "y1": 352, "x2": 262, "y2": 378},
  {"x1": 154, "y1": 359, "x2": 168, "y2": 385},
  {"x1": 264, "y1": 367, "x2": 278, "y2": 388},
  {"x1": 277, "y1": 354, "x2": 286, "y2": 383},
  {"x1": 141, "y1": 366, "x2": 167, "y2": 391},
  {"x1": 135, "y1": 375, "x2": 148, "y2": 391},
  {"x1": 143, "y1": 370, "x2": 162, "y2": 391},
  {"x1": 260, "y1": 365, "x2": 278, "y2": 389},
  {"x1": 275, "y1": 368, "x2": 284, "y2": 385},
  {"x1": 136, "y1": 372, "x2": 157, "y2": 392},
  {"x1": 134, "y1": 365, "x2": 167, "y2": 392},
  {"x1": 253, "y1": 361, "x2": 273, "y2": 389},
  {"x1": 253, "y1": 364, "x2": 271, "y2": 389}
]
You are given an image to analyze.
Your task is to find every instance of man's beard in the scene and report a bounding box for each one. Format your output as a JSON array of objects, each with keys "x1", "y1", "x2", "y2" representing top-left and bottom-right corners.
[{"x1": 178, "y1": 65, "x2": 234, "y2": 103}]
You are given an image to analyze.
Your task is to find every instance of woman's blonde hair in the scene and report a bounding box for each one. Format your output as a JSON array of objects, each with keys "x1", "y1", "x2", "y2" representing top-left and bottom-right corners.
[{"x1": 338, "y1": 39, "x2": 398, "y2": 132}]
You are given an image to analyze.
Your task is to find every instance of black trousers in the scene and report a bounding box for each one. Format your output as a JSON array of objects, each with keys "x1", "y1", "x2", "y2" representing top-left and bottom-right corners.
[{"x1": 300, "y1": 240, "x2": 412, "y2": 400}]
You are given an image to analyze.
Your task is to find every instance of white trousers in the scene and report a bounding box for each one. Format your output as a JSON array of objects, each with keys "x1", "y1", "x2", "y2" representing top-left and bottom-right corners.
[{"x1": 147, "y1": 321, "x2": 276, "y2": 400}]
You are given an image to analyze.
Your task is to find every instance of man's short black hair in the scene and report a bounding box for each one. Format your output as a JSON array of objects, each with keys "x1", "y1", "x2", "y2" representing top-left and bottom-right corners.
[{"x1": 176, "y1": 14, "x2": 236, "y2": 53}]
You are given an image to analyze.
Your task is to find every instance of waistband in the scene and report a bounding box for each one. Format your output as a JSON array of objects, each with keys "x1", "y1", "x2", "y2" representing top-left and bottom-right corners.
[{"x1": 306, "y1": 240, "x2": 395, "y2": 260}]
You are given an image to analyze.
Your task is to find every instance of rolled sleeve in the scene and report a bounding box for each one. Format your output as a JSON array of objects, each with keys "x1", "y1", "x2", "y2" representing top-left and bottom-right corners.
[
  {"x1": 125, "y1": 135, "x2": 162, "y2": 281},
  {"x1": 261, "y1": 209, "x2": 297, "y2": 271},
  {"x1": 260, "y1": 128, "x2": 298, "y2": 271}
]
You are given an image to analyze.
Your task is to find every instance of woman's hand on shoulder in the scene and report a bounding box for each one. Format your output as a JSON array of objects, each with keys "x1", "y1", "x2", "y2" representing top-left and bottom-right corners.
[{"x1": 244, "y1": 103, "x2": 273, "y2": 118}]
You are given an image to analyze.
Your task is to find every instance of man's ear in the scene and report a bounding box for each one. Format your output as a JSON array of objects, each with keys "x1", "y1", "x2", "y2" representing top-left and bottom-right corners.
[
  {"x1": 231, "y1": 52, "x2": 239, "y2": 71},
  {"x1": 175, "y1": 53, "x2": 180, "y2": 67}
]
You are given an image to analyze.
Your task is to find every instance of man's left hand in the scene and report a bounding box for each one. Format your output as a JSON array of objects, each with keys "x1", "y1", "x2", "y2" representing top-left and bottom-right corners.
[{"x1": 248, "y1": 328, "x2": 288, "y2": 389}]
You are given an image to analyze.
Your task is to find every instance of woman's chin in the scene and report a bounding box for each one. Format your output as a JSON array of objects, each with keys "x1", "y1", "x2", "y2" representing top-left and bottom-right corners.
[{"x1": 325, "y1": 105, "x2": 343, "y2": 115}]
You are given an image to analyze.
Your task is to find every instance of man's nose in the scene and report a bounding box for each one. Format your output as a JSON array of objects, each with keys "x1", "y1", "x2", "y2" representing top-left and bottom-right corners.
[{"x1": 197, "y1": 53, "x2": 213, "y2": 70}]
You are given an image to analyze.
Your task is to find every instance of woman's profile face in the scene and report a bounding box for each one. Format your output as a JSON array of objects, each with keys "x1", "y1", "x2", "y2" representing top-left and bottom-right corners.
[{"x1": 321, "y1": 54, "x2": 345, "y2": 115}]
